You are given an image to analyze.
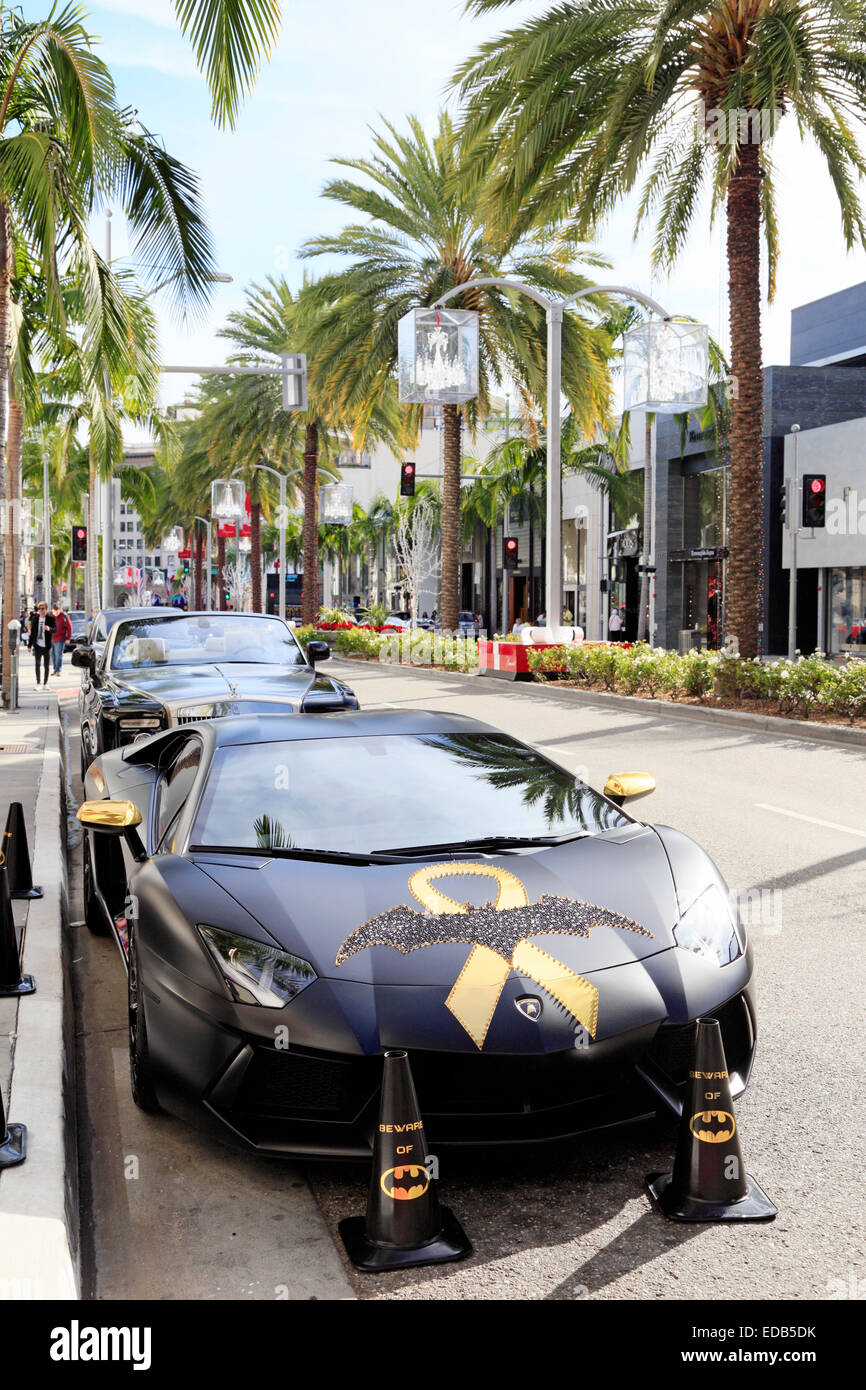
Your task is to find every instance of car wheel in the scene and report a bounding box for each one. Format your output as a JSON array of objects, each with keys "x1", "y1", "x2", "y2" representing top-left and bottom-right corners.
[
  {"x1": 128, "y1": 929, "x2": 162, "y2": 1114},
  {"x1": 82, "y1": 833, "x2": 109, "y2": 936}
]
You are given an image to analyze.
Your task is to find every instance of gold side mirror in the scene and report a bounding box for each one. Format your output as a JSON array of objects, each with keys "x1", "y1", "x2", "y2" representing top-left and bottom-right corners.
[
  {"x1": 604, "y1": 772, "x2": 657, "y2": 808},
  {"x1": 77, "y1": 799, "x2": 142, "y2": 831}
]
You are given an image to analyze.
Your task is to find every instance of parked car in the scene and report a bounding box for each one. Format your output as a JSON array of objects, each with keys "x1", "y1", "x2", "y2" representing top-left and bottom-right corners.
[
  {"x1": 77, "y1": 708, "x2": 756, "y2": 1157},
  {"x1": 65, "y1": 610, "x2": 90, "y2": 651},
  {"x1": 73, "y1": 610, "x2": 357, "y2": 778},
  {"x1": 457, "y1": 610, "x2": 481, "y2": 638}
]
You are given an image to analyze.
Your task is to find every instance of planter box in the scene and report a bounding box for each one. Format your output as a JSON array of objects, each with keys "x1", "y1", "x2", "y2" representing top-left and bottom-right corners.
[{"x1": 478, "y1": 640, "x2": 557, "y2": 680}]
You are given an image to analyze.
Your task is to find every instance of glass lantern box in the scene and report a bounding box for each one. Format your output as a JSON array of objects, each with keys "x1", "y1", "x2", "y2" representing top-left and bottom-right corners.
[
  {"x1": 398, "y1": 307, "x2": 479, "y2": 404},
  {"x1": 623, "y1": 320, "x2": 709, "y2": 414}
]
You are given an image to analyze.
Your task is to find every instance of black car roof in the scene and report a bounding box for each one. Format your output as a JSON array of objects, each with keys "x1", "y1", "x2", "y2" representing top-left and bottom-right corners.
[{"x1": 205, "y1": 709, "x2": 498, "y2": 747}]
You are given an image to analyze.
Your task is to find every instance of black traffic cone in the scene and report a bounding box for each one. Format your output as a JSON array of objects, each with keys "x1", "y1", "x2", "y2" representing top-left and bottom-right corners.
[
  {"x1": 0, "y1": 866, "x2": 36, "y2": 998},
  {"x1": 339, "y1": 1050, "x2": 472, "y2": 1272},
  {"x1": 0, "y1": 1079, "x2": 26, "y2": 1171},
  {"x1": 1, "y1": 803, "x2": 42, "y2": 900},
  {"x1": 646, "y1": 1015, "x2": 776, "y2": 1222}
]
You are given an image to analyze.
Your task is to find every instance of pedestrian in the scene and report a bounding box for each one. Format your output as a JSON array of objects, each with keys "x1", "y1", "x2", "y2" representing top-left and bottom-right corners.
[
  {"x1": 27, "y1": 600, "x2": 56, "y2": 685},
  {"x1": 50, "y1": 603, "x2": 72, "y2": 676},
  {"x1": 608, "y1": 606, "x2": 624, "y2": 642}
]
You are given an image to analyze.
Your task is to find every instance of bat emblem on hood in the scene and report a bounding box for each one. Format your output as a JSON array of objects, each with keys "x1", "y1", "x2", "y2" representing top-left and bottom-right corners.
[{"x1": 336, "y1": 862, "x2": 651, "y2": 1048}]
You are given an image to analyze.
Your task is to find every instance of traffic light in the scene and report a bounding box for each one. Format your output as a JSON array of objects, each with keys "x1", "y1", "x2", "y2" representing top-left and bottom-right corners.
[
  {"x1": 503, "y1": 536, "x2": 519, "y2": 570},
  {"x1": 802, "y1": 474, "x2": 826, "y2": 528},
  {"x1": 71, "y1": 525, "x2": 87, "y2": 562},
  {"x1": 400, "y1": 461, "x2": 416, "y2": 497},
  {"x1": 779, "y1": 482, "x2": 789, "y2": 528}
]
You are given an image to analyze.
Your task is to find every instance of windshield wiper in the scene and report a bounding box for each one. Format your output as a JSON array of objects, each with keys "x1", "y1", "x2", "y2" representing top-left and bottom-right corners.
[
  {"x1": 189, "y1": 843, "x2": 403, "y2": 865},
  {"x1": 371, "y1": 831, "x2": 593, "y2": 858}
]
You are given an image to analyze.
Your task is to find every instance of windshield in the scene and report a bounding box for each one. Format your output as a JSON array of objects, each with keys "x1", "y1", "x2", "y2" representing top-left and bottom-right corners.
[
  {"x1": 190, "y1": 732, "x2": 627, "y2": 854},
  {"x1": 110, "y1": 615, "x2": 305, "y2": 670}
]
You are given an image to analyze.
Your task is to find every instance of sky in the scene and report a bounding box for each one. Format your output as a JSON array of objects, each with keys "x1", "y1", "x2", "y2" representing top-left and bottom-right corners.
[{"x1": 22, "y1": 0, "x2": 866, "y2": 420}]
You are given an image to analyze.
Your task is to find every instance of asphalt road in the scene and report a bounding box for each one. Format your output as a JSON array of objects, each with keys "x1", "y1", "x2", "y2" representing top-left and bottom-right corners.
[{"x1": 64, "y1": 658, "x2": 866, "y2": 1301}]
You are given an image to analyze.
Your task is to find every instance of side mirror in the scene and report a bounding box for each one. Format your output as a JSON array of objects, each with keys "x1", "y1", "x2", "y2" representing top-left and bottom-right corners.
[
  {"x1": 72, "y1": 644, "x2": 95, "y2": 670},
  {"x1": 77, "y1": 799, "x2": 147, "y2": 861},
  {"x1": 307, "y1": 640, "x2": 330, "y2": 665},
  {"x1": 604, "y1": 772, "x2": 657, "y2": 808}
]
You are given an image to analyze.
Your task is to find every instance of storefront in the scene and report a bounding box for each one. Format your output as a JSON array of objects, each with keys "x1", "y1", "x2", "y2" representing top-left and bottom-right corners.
[
  {"x1": 606, "y1": 526, "x2": 641, "y2": 640},
  {"x1": 669, "y1": 465, "x2": 729, "y2": 649},
  {"x1": 829, "y1": 567, "x2": 866, "y2": 654},
  {"x1": 563, "y1": 515, "x2": 588, "y2": 629}
]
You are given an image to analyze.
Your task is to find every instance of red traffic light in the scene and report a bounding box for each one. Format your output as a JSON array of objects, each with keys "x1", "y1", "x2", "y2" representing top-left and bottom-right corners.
[
  {"x1": 809, "y1": 478, "x2": 825, "y2": 494},
  {"x1": 76, "y1": 527, "x2": 86, "y2": 538},
  {"x1": 400, "y1": 461, "x2": 416, "y2": 497}
]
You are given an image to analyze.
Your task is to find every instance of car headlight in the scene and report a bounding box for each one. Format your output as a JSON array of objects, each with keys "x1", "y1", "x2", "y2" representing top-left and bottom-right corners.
[
  {"x1": 673, "y1": 883, "x2": 743, "y2": 966},
  {"x1": 176, "y1": 703, "x2": 218, "y2": 720},
  {"x1": 198, "y1": 926, "x2": 317, "y2": 1007},
  {"x1": 118, "y1": 716, "x2": 163, "y2": 731}
]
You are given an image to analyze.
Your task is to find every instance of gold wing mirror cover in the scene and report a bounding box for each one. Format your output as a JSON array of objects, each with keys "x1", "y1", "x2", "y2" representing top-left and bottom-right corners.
[
  {"x1": 604, "y1": 772, "x2": 657, "y2": 808},
  {"x1": 77, "y1": 799, "x2": 142, "y2": 833}
]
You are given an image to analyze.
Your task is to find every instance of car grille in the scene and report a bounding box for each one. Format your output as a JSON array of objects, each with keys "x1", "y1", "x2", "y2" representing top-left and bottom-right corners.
[
  {"x1": 646, "y1": 993, "x2": 754, "y2": 1087},
  {"x1": 234, "y1": 1047, "x2": 379, "y2": 1121}
]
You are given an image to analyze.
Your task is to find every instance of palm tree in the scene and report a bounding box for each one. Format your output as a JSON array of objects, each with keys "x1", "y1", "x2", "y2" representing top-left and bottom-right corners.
[
  {"x1": 301, "y1": 111, "x2": 616, "y2": 631},
  {"x1": 215, "y1": 277, "x2": 405, "y2": 624},
  {"x1": 456, "y1": 0, "x2": 866, "y2": 657},
  {"x1": 174, "y1": 1, "x2": 282, "y2": 128},
  {"x1": 0, "y1": 5, "x2": 215, "y2": 692}
]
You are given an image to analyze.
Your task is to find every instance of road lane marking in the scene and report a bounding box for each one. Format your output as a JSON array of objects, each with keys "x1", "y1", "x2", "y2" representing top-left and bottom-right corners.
[{"x1": 756, "y1": 804, "x2": 866, "y2": 839}]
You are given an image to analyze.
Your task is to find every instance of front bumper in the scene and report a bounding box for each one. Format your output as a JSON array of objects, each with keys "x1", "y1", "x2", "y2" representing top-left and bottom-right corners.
[{"x1": 140, "y1": 937, "x2": 757, "y2": 1159}]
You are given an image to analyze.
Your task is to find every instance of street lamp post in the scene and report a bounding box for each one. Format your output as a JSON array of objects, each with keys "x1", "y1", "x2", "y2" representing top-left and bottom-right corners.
[
  {"x1": 42, "y1": 442, "x2": 51, "y2": 605},
  {"x1": 428, "y1": 280, "x2": 681, "y2": 629}
]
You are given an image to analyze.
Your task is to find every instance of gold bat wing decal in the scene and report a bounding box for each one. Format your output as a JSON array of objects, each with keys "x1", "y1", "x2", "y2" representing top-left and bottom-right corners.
[{"x1": 336, "y1": 862, "x2": 652, "y2": 1049}]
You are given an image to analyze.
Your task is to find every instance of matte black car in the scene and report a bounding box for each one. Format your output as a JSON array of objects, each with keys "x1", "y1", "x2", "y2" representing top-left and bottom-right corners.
[
  {"x1": 77, "y1": 710, "x2": 756, "y2": 1158},
  {"x1": 73, "y1": 610, "x2": 356, "y2": 778}
]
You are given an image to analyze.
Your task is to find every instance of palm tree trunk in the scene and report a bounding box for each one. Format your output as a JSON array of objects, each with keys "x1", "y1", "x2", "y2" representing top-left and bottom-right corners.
[
  {"x1": 302, "y1": 422, "x2": 319, "y2": 625},
  {"x1": 488, "y1": 523, "x2": 497, "y2": 634},
  {"x1": 1, "y1": 203, "x2": 12, "y2": 702},
  {"x1": 528, "y1": 503, "x2": 534, "y2": 623},
  {"x1": 7, "y1": 391, "x2": 23, "y2": 611},
  {"x1": 217, "y1": 531, "x2": 226, "y2": 610},
  {"x1": 726, "y1": 140, "x2": 763, "y2": 660},
  {"x1": 637, "y1": 413, "x2": 652, "y2": 643},
  {"x1": 441, "y1": 403, "x2": 461, "y2": 630},
  {"x1": 250, "y1": 500, "x2": 263, "y2": 612}
]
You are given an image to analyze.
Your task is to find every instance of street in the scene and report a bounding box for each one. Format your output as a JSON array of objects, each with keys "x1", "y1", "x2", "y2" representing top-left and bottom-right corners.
[{"x1": 64, "y1": 657, "x2": 866, "y2": 1301}]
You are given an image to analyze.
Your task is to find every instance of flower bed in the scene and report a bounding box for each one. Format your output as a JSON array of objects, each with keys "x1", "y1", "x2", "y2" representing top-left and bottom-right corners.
[
  {"x1": 527, "y1": 644, "x2": 866, "y2": 726},
  {"x1": 298, "y1": 622, "x2": 479, "y2": 670}
]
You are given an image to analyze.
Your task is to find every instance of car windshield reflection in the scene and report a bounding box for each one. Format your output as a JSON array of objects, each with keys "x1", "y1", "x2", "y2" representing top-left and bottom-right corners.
[
  {"x1": 110, "y1": 615, "x2": 305, "y2": 670},
  {"x1": 190, "y1": 733, "x2": 627, "y2": 856}
]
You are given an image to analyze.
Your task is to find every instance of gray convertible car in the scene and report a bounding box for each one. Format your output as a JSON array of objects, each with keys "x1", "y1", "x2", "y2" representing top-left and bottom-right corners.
[{"x1": 73, "y1": 610, "x2": 357, "y2": 776}]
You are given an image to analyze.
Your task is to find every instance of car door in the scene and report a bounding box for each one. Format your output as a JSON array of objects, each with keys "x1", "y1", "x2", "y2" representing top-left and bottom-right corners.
[{"x1": 80, "y1": 619, "x2": 111, "y2": 762}]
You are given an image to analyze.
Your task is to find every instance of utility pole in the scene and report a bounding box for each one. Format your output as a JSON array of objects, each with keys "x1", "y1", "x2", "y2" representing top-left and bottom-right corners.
[{"x1": 787, "y1": 424, "x2": 800, "y2": 661}]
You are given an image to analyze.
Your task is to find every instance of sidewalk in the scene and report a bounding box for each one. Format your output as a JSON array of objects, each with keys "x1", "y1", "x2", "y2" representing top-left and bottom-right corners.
[{"x1": 0, "y1": 655, "x2": 79, "y2": 1298}]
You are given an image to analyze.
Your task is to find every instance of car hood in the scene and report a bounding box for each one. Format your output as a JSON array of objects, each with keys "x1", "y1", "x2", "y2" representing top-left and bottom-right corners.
[
  {"x1": 194, "y1": 825, "x2": 681, "y2": 987},
  {"x1": 107, "y1": 662, "x2": 350, "y2": 709}
]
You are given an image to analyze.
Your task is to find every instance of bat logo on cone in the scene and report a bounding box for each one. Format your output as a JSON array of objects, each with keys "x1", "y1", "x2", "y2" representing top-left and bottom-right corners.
[
  {"x1": 689, "y1": 1109, "x2": 736, "y2": 1143},
  {"x1": 380, "y1": 1164, "x2": 430, "y2": 1201}
]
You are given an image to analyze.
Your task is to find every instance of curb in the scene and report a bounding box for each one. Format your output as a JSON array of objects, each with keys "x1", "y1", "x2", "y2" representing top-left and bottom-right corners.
[
  {"x1": 0, "y1": 712, "x2": 78, "y2": 1299},
  {"x1": 333, "y1": 655, "x2": 866, "y2": 751}
]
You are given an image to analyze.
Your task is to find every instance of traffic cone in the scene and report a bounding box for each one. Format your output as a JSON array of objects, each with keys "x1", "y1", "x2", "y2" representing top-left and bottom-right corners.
[
  {"x1": 1, "y1": 803, "x2": 43, "y2": 900},
  {"x1": 339, "y1": 1050, "x2": 472, "y2": 1272},
  {"x1": 645, "y1": 1016, "x2": 776, "y2": 1222},
  {"x1": 0, "y1": 866, "x2": 36, "y2": 998},
  {"x1": 0, "y1": 1079, "x2": 26, "y2": 1171}
]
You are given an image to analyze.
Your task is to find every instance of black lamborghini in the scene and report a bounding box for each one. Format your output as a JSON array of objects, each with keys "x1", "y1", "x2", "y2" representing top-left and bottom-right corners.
[
  {"x1": 78, "y1": 710, "x2": 756, "y2": 1157},
  {"x1": 73, "y1": 610, "x2": 356, "y2": 776}
]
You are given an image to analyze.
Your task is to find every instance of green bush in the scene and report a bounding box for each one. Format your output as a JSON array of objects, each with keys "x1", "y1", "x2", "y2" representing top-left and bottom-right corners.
[{"x1": 526, "y1": 643, "x2": 865, "y2": 724}]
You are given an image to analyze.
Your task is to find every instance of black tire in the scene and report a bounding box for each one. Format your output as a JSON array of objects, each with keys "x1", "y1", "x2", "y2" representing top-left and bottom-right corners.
[
  {"x1": 82, "y1": 834, "x2": 110, "y2": 936},
  {"x1": 128, "y1": 929, "x2": 162, "y2": 1113}
]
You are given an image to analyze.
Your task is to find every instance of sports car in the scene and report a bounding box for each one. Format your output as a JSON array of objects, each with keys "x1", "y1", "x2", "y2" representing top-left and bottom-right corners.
[
  {"x1": 77, "y1": 710, "x2": 756, "y2": 1158},
  {"x1": 73, "y1": 610, "x2": 356, "y2": 776}
]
